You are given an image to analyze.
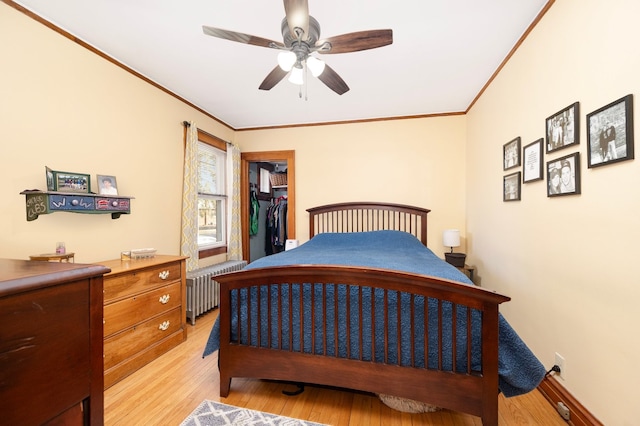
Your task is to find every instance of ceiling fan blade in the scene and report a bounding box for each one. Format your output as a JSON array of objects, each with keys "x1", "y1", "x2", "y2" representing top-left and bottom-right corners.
[
  {"x1": 317, "y1": 64, "x2": 349, "y2": 95},
  {"x1": 317, "y1": 29, "x2": 393, "y2": 54},
  {"x1": 258, "y1": 66, "x2": 289, "y2": 91},
  {"x1": 283, "y1": 0, "x2": 309, "y2": 40},
  {"x1": 203, "y1": 26, "x2": 284, "y2": 49}
]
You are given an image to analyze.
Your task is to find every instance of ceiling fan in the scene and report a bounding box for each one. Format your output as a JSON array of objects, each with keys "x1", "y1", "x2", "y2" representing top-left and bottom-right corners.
[{"x1": 202, "y1": 0, "x2": 393, "y2": 95}]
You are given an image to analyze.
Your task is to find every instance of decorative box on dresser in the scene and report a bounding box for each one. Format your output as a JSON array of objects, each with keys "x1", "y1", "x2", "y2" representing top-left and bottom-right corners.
[
  {"x1": 98, "y1": 255, "x2": 187, "y2": 389},
  {"x1": 0, "y1": 258, "x2": 110, "y2": 425}
]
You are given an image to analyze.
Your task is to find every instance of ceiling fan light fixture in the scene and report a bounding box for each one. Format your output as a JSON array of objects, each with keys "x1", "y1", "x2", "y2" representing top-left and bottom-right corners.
[
  {"x1": 277, "y1": 51, "x2": 296, "y2": 71},
  {"x1": 202, "y1": 1, "x2": 392, "y2": 96},
  {"x1": 306, "y1": 56, "x2": 325, "y2": 77},
  {"x1": 288, "y1": 66, "x2": 304, "y2": 85}
]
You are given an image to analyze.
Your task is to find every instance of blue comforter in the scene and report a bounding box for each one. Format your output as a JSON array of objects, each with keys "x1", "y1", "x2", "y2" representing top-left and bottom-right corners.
[{"x1": 203, "y1": 230, "x2": 545, "y2": 397}]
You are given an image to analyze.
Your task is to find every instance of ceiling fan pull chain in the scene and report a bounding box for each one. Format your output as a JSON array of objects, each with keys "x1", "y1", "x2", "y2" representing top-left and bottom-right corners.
[{"x1": 304, "y1": 61, "x2": 308, "y2": 101}]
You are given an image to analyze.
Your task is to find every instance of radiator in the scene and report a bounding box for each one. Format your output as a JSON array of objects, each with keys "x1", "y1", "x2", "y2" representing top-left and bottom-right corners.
[{"x1": 186, "y1": 260, "x2": 247, "y2": 325}]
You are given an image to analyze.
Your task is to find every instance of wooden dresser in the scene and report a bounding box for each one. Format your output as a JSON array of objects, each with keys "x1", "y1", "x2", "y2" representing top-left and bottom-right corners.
[
  {"x1": 98, "y1": 255, "x2": 187, "y2": 389},
  {"x1": 0, "y1": 258, "x2": 109, "y2": 425}
]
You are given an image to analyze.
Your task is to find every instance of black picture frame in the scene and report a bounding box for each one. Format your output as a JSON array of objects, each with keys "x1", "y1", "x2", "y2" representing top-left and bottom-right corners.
[
  {"x1": 547, "y1": 152, "x2": 580, "y2": 197},
  {"x1": 503, "y1": 172, "x2": 521, "y2": 202},
  {"x1": 522, "y1": 138, "x2": 543, "y2": 183},
  {"x1": 545, "y1": 102, "x2": 579, "y2": 153},
  {"x1": 587, "y1": 94, "x2": 634, "y2": 168},
  {"x1": 503, "y1": 137, "x2": 521, "y2": 171}
]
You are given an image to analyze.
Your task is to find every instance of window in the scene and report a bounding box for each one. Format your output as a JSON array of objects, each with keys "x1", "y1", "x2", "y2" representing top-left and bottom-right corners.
[{"x1": 197, "y1": 139, "x2": 226, "y2": 252}]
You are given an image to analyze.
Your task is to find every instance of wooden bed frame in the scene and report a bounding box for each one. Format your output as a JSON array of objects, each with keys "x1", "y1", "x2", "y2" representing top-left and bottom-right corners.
[{"x1": 216, "y1": 202, "x2": 510, "y2": 425}]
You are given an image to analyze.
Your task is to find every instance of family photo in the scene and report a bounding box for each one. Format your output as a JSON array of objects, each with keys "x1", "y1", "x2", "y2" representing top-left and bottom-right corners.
[
  {"x1": 503, "y1": 172, "x2": 521, "y2": 201},
  {"x1": 587, "y1": 94, "x2": 634, "y2": 168},
  {"x1": 97, "y1": 175, "x2": 118, "y2": 196},
  {"x1": 546, "y1": 102, "x2": 579, "y2": 153},
  {"x1": 547, "y1": 153, "x2": 580, "y2": 196},
  {"x1": 503, "y1": 137, "x2": 521, "y2": 170}
]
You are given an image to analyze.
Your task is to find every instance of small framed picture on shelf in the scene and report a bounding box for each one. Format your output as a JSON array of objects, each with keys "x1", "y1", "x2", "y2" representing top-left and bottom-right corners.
[
  {"x1": 546, "y1": 102, "x2": 579, "y2": 153},
  {"x1": 45, "y1": 166, "x2": 55, "y2": 191},
  {"x1": 522, "y1": 138, "x2": 543, "y2": 183},
  {"x1": 503, "y1": 172, "x2": 521, "y2": 202},
  {"x1": 503, "y1": 137, "x2": 521, "y2": 170},
  {"x1": 547, "y1": 152, "x2": 580, "y2": 197},
  {"x1": 97, "y1": 175, "x2": 118, "y2": 196},
  {"x1": 46, "y1": 167, "x2": 91, "y2": 193},
  {"x1": 587, "y1": 94, "x2": 634, "y2": 168}
]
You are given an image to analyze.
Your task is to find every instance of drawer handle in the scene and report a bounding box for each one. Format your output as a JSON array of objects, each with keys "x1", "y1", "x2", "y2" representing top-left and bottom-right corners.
[
  {"x1": 159, "y1": 320, "x2": 170, "y2": 331},
  {"x1": 159, "y1": 294, "x2": 170, "y2": 304},
  {"x1": 159, "y1": 270, "x2": 170, "y2": 280}
]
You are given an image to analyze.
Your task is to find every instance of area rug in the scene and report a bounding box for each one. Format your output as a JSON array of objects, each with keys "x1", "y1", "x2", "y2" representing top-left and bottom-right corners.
[{"x1": 180, "y1": 400, "x2": 328, "y2": 426}]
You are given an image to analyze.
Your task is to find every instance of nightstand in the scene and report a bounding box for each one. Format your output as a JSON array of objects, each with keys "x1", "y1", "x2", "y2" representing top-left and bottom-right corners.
[{"x1": 457, "y1": 264, "x2": 476, "y2": 285}]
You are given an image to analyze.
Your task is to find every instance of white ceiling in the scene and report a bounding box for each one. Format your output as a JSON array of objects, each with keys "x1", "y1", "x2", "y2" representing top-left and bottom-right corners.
[{"x1": 13, "y1": 0, "x2": 549, "y2": 130}]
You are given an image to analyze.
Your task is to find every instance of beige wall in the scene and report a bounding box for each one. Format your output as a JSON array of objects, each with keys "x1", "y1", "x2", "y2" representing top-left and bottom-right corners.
[
  {"x1": 466, "y1": 0, "x2": 640, "y2": 424},
  {"x1": 0, "y1": 3, "x2": 233, "y2": 264},
  {"x1": 2, "y1": 0, "x2": 638, "y2": 424},
  {"x1": 236, "y1": 116, "x2": 467, "y2": 250}
]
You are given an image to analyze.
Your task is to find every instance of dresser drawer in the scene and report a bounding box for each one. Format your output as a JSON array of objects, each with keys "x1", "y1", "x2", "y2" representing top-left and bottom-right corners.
[
  {"x1": 104, "y1": 307, "x2": 182, "y2": 370},
  {"x1": 103, "y1": 330, "x2": 184, "y2": 389},
  {"x1": 104, "y1": 281, "x2": 182, "y2": 337},
  {"x1": 104, "y1": 261, "x2": 181, "y2": 302}
]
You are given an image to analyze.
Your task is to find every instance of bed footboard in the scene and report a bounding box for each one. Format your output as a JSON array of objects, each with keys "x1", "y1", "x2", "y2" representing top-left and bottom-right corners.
[{"x1": 216, "y1": 265, "x2": 509, "y2": 425}]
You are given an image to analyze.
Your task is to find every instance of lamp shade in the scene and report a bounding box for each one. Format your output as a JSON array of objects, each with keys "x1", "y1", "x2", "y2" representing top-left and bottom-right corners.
[
  {"x1": 288, "y1": 66, "x2": 304, "y2": 85},
  {"x1": 277, "y1": 51, "x2": 296, "y2": 72},
  {"x1": 306, "y1": 56, "x2": 325, "y2": 77},
  {"x1": 442, "y1": 229, "x2": 461, "y2": 248}
]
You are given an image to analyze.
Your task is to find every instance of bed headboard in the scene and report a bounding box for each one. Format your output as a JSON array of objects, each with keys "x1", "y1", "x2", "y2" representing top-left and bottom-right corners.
[{"x1": 307, "y1": 202, "x2": 431, "y2": 246}]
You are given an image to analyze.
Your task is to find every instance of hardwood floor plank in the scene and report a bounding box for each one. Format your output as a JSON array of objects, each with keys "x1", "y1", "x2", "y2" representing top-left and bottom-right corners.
[{"x1": 105, "y1": 309, "x2": 566, "y2": 426}]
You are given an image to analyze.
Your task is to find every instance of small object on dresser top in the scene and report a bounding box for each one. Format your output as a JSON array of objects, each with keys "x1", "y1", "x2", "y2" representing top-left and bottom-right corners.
[
  {"x1": 29, "y1": 252, "x2": 75, "y2": 262},
  {"x1": 121, "y1": 248, "x2": 157, "y2": 260}
]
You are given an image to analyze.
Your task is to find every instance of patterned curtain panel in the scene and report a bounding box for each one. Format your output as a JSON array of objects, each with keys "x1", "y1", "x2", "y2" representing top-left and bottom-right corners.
[
  {"x1": 180, "y1": 121, "x2": 199, "y2": 272},
  {"x1": 227, "y1": 143, "x2": 242, "y2": 260}
]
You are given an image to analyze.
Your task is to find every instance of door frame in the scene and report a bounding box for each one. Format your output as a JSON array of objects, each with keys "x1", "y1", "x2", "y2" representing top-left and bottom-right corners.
[{"x1": 241, "y1": 150, "x2": 295, "y2": 261}]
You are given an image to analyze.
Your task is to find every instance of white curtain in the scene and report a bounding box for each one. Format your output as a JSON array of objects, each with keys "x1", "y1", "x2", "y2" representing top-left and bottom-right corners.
[
  {"x1": 180, "y1": 121, "x2": 199, "y2": 272},
  {"x1": 227, "y1": 143, "x2": 242, "y2": 260}
]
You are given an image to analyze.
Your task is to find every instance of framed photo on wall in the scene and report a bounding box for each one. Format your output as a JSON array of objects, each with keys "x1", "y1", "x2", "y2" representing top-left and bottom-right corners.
[
  {"x1": 503, "y1": 137, "x2": 521, "y2": 171},
  {"x1": 522, "y1": 138, "x2": 543, "y2": 183},
  {"x1": 546, "y1": 102, "x2": 579, "y2": 153},
  {"x1": 587, "y1": 94, "x2": 634, "y2": 168},
  {"x1": 547, "y1": 152, "x2": 580, "y2": 197},
  {"x1": 503, "y1": 172, "x2": 521, "y2": 201}
]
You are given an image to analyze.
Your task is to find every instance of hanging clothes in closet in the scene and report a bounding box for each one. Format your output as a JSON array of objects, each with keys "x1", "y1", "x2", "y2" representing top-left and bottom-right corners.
[
  {"x1": 265, "y1": 196, "x2": 287, "y2": 255},
  {"x1": 249, "y1": 190, "x2": 259, "y2": 236}
]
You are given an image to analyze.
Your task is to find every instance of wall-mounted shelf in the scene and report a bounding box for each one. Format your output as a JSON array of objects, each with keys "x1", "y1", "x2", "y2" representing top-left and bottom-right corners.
[{"x1": 20, "y1": 190, "x2": 133, "y2": 221}]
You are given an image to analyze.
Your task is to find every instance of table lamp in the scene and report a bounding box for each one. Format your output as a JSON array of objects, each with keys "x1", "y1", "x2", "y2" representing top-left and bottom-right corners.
[{"x1": 443, "y1": 229, "x2": 466, "y2": 267}]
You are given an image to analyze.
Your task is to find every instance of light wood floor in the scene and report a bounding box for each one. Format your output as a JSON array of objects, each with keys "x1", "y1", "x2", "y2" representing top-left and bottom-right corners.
[{"x1": 104, "y1": 310, "x2": 566, "y2": 426}]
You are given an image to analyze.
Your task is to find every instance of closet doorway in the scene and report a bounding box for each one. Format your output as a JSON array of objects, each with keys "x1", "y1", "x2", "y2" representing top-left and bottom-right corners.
[{"x1": 241, "y1": 150, "x2": 295, "y2": 262}]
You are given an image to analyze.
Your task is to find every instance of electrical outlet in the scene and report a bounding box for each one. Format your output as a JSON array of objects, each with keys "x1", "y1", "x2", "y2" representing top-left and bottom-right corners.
[
  {"x1": 557, "y1": 401, "x2": 571, "y2": 420},
  {"x1": 555, "y1": 352, "x2": 565, "y2": 380}
]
